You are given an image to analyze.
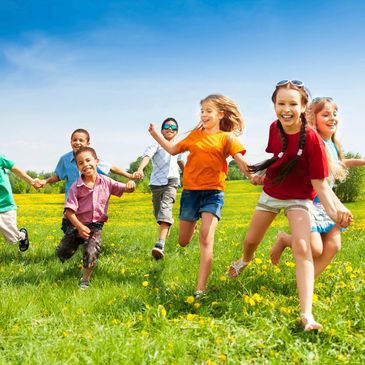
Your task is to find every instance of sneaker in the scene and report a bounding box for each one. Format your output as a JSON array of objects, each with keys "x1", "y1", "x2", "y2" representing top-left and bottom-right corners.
[
  {"x1": 151, "y1": 243, "x2": 164, "y2": 260},
  {"x1": 19, "y1": 228, "x2": 29, "y2": 252},
  {"x1": 80, "y1": 278, "x2": 90, "y2": 290},
  {"x1": 194, "y1": 290, "x2": 207, "y2": 300}
]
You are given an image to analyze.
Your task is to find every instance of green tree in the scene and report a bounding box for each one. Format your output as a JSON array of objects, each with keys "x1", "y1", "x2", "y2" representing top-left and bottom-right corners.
[
  {"x1": 227, "y1": 160, "x2": 247, "y2": 180},
  {"x1": 333, "y1": 152, "x2": 365, "y2": 202}
]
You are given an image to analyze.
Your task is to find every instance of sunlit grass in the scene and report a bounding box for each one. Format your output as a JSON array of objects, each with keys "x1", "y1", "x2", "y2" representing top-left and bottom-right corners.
[{"x1": 0, "y1": 181, "x2": 364, "y2": 364}]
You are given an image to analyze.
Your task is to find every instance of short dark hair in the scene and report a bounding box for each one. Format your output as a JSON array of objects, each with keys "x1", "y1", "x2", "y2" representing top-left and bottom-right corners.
[
  {"x1": 161, "y1": 117, "x2": 178, "y2": 131},
  {"x1": 71, "y1": 128, "x2": 90, "y2": 142},
  {"x1": 75, "y1": 146, "x2": 98, "y2": 161}
]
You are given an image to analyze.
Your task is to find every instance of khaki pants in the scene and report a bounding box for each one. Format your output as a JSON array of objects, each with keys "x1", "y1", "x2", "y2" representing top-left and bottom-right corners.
[{"x1": 0, "y1": 209, "x2": 24, "y2": 243}]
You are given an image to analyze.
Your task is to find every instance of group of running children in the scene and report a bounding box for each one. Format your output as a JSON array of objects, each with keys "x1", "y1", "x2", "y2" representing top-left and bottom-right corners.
[{"x1": 1, "y1": 80, "x2": 364, "y2": 332}]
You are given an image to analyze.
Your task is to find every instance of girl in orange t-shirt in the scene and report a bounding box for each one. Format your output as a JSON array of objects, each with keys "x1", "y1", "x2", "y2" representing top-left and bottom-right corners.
[{"x1": 148, "y1": 94, "x2": 250, "y2": 299}]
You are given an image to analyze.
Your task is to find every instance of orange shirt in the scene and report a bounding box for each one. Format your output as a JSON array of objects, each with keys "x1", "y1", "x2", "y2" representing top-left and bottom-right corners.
[{"x1": 176, "y1": 129, "x2": 246, "y2": 190}]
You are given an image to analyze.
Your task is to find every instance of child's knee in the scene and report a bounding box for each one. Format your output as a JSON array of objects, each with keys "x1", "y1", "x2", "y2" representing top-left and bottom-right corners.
[{"x1": 292, "y1": 238, "x2": 311, "y2": 259}]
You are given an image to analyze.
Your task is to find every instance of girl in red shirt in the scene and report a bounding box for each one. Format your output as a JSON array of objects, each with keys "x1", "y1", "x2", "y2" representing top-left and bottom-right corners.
[{"x1": 228, "y1": 81, "x2": 352, "y2": 331}]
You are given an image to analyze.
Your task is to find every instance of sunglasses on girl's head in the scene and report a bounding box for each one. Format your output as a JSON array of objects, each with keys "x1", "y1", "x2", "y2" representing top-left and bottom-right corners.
[
  {"x1": 162, "y1": 124, "x2": 178, "y2": 131},
  {"x1": 276, "y1": 80, "x2": 304, "y2": 88}
]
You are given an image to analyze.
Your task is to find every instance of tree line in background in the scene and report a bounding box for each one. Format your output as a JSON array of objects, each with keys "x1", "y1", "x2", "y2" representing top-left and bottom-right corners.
[{"x1": 9, "y1": 153, "x2": 365, "y2": 202}]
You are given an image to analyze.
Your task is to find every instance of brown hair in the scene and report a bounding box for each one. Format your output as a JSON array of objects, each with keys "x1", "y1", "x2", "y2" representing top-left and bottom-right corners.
[
  {"x1": 249, "y1": 83, "x2": 310, "y2": 184},
  {"x1": 197, "y1": 94, "x2": 244, "y2": 136},
  {"x1": 71, "y1": 128, "x2": 90, "y2": 142}
]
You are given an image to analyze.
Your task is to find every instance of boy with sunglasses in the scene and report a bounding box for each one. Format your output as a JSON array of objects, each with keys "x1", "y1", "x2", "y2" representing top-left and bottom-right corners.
[{"x1": 135, "y1": 118, "x2": 184, "y2": 259}]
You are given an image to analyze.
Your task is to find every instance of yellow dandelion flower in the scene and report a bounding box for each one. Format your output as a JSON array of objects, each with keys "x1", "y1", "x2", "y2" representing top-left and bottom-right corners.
[
  {"x1": 120, "y1": 268, "x2": 126, "y2": 274},
  {"x1": 186, "y1": 313, "x2": 196, "y2": 321},
  {"x1": 261, "y1": 264, "x2": 267, "y2": 270},
  {"x1": 63, "y1": 331, "x2": 69, "y2": 337},
  {"x1": 186, "y1": 296, "x2": 195, "y2": 304},
  {"x1": 219, "y1": 275, "x2": 227, "y2": 282},
  {"x1": 218, "y1": 354, "x2": 227, "y2": 362},
  {"x1": 158, "y1": 304, "x2": 167, "y2": 317},
  {"x1": 142, "y1": 281, "x2": 149, "y2": 287},
  {"x1": 285, "y1": 261, "x2": 296, "y2": 268},
  {"x1": 255, "y1": 258, "x2": 263, "y2": 264},
  {"x1": 194, "y1": 302, "x2": 201, "y2": 309},
  {"x1": 141, "y1": 330, "x2": 148, "y2": 337},
  {"x1": 312, "y1": 294, "x2": 318, "y2": 303}
]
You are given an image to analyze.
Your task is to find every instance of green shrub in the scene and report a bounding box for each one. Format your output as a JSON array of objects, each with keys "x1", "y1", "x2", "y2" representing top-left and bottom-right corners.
[{"x1": 334, "y1": 152, "x2": 365, "y2": 202}]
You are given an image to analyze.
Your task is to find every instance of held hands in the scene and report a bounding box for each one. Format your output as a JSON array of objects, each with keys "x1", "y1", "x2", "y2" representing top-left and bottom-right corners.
[
  {"x1": 32, "y1": 178, "x2": 47, "y2": 189},
  {"x1": 125, "y1": 180, "x2": 136, "y2": 192},
  {"x1": 250, "y1": 173, "x2": 265, "y2": 186},
  {"x1": 335, "y1": 205, "x2": 353, "y2": 229},
  {"x1": 133, "y1": 170, "x2": 144, "y2": 180}
]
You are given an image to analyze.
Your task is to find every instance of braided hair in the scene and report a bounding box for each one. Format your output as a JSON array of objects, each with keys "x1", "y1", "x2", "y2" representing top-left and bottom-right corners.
[{"x1": 249, "y1": 83, "x2": 309, "y2": 184}]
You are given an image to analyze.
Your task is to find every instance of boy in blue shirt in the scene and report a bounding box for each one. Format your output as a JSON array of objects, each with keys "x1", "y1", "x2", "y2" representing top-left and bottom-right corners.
[{"x1": 38, "y1": 128, "x2": 138, "y2": 198}]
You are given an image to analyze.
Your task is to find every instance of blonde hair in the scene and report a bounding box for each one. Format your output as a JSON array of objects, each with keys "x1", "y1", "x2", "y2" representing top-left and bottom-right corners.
[
  {"x1": 306, "y1": 97, "x2": 348, "y2": 182},
  {"x1": 197, "y1": 94, "x2": 244, "y2": 136}
]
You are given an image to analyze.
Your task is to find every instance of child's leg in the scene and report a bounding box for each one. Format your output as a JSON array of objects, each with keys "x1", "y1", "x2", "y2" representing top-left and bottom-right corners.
[
  {"x1": 271, "y1": 231, "x2": 323, "y2": 265},
  {"x1": 0, "y1": 210, "x2": 23, "y2": 243},
  {"x1": 286, "y1": 209, "x2": 314, "y2": 315},
  {"x1": 56, "y1": 230, "x2": 81, "y2": 262},
  {"x1": 83, "y1": 227, "x2": 102, "y2": 270},
  {"x1": 244, "y1": 210, "x2": 276, "y2": 262},
  {"x1": 195, "y1": 212, "x2": 218, "y2": 292},
  {"x1": 270, "y1": 231, "x2": 292, "y2": 265},
  {"x1": 178, "y1": 220, "x2": 197, "y2": 247},
  {"x1": 314, "y1": 227, "x2": 341, "y2": 278},
  {"x1": 229, "y1": 210, "x2": 276, "y2": 277}
]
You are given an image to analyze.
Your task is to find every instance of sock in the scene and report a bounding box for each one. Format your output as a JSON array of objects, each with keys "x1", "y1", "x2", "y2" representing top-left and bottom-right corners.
[{"x1": 157, "y1": 238, "x2": 165, "y2": 248}]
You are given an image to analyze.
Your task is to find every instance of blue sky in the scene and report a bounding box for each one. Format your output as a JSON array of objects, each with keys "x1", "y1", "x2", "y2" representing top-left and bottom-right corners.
[{"x1": 1, "y1": 0, "x2": 365, "y2": 172}]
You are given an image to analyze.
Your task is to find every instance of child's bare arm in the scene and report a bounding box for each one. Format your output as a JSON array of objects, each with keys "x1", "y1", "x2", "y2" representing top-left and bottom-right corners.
[
  {"x1": 343, "y1": 158, "x2": 365, "y2": 167},
  {"x1": 233, "y1": 153, "x2": 251, "y2": 180},
  {"x1": 148, "y1": 123, "x2": 179, "y2": 155},
  {"x1": 64, "y1": 208, "x2": 91, "y2": 239},
  {"x1": 109, "y1": 165, "x2": 135, "y2": 180},
  {"x1": 135, "y1": 156, "x2": 150, "y2": 180},
  {"x1": 11, "y1": 166, "x2": 35, "y2": 186}
]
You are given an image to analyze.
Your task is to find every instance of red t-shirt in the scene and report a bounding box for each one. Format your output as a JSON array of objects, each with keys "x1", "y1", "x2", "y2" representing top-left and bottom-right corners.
[{"x1": 263, "y1": 120, "x2": 328, "y2": 200}]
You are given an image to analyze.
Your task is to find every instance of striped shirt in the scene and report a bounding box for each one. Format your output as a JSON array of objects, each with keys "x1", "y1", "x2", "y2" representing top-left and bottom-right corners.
[{"x1": 143, "y1": 142, "x2": 183, "y2": 186}]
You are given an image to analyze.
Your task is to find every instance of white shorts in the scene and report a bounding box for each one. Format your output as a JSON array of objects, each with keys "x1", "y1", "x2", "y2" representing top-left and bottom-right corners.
[
  {"x1": 0, "y1": 209, "x2": 23, "y2": 244},
  {"x1": 256, "y1": 191, "x2": 313, "y2": 216}
]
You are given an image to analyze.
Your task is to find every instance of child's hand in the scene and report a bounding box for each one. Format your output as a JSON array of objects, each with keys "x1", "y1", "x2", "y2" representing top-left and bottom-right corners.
[
  {"x1": 77, "y1": 224, "x2": 91, "y2": 239},
  {"x1": 148, "y1": 123, "x2": 158, "y2": 137},
  {"x1": 250, "y1": 173, "x2": 265, "y2": 185},
  {"x1": 336, "y1": 208, "x2": 353, "y2": 228},
  {"x1": 133, "y1": 170, "x2": 144, "y2": 180},
  {"x1": 32, "y1": 178, "x2": 44, "y2": 189},
  {"x1": 125, "y1": 180, "x2": 136, "y2": 192}
]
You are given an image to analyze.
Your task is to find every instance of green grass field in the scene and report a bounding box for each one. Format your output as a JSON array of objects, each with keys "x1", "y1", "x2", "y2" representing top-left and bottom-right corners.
[{"x1": 0, "y1": 181, "x2": 364, "y2": 364}]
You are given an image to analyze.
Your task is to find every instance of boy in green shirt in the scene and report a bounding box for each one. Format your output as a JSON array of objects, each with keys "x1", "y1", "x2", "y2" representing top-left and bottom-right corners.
[{"x1": 0, "y1": 155, "x2": 37, "y2": 251}]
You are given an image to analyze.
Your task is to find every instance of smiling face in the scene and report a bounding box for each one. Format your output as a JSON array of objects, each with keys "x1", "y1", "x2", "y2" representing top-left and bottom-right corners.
[
  {"x1": 76, "y1": 151, "x2": 98, "y2": 179},
  {"x1": 70, "y1": 132, "x2": 90, "y2": 153},
  {"x1": 274, "y1": 88, "x2": 305, "y2": 134},
  {"x1": 315, "y1": 102, "x2": 338, "y2": 140},
  {"x1": 200, "y1": 101, "x2": 224, "y2": 133}
]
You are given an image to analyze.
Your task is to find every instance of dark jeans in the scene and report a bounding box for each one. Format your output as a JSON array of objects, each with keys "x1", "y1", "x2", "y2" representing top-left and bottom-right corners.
[{"x1": 57, "y1": 219, "x2": 104, "y2": 268}]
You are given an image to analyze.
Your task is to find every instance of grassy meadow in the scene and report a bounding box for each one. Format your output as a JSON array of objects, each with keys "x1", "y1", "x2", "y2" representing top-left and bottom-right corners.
[{"x1": 0, "y1": 181, "x2": 364, "y2": 364}]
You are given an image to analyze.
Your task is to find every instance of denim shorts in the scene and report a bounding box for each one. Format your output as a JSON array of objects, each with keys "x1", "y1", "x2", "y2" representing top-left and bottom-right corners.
[
  {"x1": 179, "y1": 189, "x2": 224, "y2": 221},
  {"x1": 256, "y1": 191, "x2": 312, "y2": 215}
]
